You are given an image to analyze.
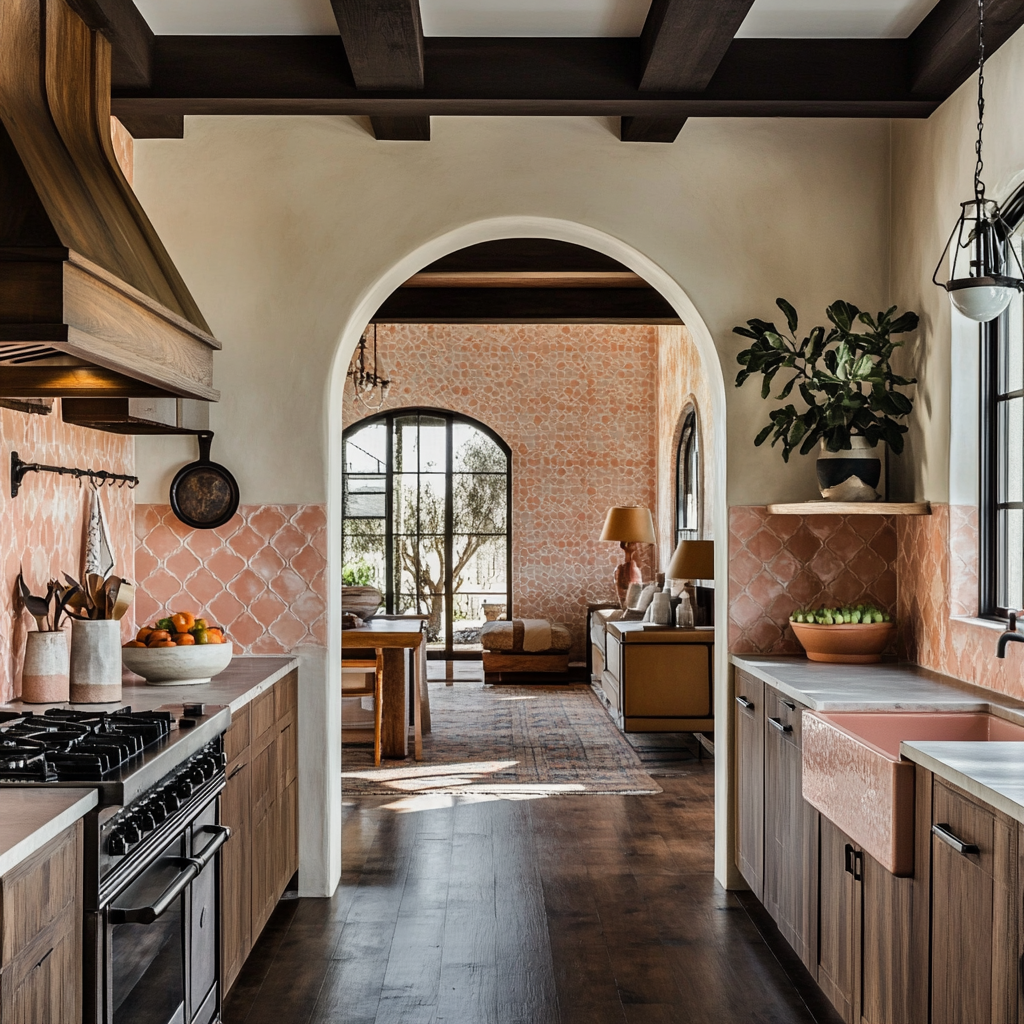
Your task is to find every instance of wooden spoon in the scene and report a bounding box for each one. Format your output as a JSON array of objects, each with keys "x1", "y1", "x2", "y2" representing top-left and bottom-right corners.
[
  {"x1": 103, "y1": 576, "x2": 121, "y2": 620},
  {"x1": 111, "y1": 581, "x2": 134, "y2": 621},
  {"x1": 86, "y1": 574, "x2": 105, "y2": 618}
]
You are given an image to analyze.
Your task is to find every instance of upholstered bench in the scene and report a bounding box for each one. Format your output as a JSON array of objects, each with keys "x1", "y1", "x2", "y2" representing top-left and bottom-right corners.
[{"x1": 480, "y1": 619, "x2": 572, "y2": 682}]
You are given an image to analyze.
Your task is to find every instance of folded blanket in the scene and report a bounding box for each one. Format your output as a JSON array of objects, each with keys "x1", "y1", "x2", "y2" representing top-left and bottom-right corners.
[
  {"x1": 521, "y1": 619, "x2": 552, "y2": 652},
  {"x1": 480, "y1": 620, "x2": 572, "y2": 653}
]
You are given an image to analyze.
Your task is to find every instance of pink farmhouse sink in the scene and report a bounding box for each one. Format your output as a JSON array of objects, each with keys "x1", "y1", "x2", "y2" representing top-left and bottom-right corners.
[{"x1": 802, "y1": 712, "x2": 1024, "y2": 875}]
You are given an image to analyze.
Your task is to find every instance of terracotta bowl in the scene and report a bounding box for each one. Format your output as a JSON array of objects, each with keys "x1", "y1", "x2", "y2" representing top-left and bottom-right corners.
[
  {"x1": 789, "y1": 621, "x2": 895, "y2": 664},
  {"x1": 122, "y1": 642, "x2": 234, "y2": 686}
]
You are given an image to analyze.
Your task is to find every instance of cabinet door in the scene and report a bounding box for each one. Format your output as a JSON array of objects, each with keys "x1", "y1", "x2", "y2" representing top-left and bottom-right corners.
[
  {"x1": 763, "y1": 687, "x2": 818, "y2": 972},
  {"x1": 818, "y1": 817, "x2": 858, "y2": 1024},
  {"x1": 251, "y1": 807, "x2": 277, "y2": 940},
  {"x1": 734, "y1": 670, "x2": 764, "y2": 898},
  {"x1": 1, "y1": 903, "x2": 79, "y2": 1024},
  {"x1": 220, "y1": 755, "x2": 251, "y2": 995},
  {"x1": 931, "y1": 781, "x2": 1018, "y2": 1024}
]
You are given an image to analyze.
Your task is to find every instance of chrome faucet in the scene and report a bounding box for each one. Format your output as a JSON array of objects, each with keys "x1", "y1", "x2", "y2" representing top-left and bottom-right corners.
[{"x1": 996, "y1": 611, "x2": 1024, "y2": 658}]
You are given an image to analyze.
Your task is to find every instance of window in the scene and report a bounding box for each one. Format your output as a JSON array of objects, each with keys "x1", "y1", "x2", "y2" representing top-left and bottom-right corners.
[
  {"x1": 342, "y1": 410, "x2": 512, "y2": 658},
  {"x1": 675, "y1": 405, "x2": 701, "y2": 546},
  {"x1": 981, "y1": 282, "x2": 1024, "y2": 616}
]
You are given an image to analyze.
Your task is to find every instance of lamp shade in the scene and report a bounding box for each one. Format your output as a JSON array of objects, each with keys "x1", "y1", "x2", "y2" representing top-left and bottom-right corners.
[
  {"x1": 667, "y1": 539, "x2": 714, "y2": 581},
  {"x1": 600, "y1": 506, "x2": 656, "y2": 544}
]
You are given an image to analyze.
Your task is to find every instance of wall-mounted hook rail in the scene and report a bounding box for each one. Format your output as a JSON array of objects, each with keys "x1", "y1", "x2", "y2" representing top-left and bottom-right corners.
[{"x1": 10, "y1": 451, "x2": 139, "y2": 499}]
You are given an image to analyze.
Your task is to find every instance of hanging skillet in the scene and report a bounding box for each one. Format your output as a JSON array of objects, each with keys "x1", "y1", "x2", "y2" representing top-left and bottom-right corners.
[{"x1": 170, "y1": 431, "x2": 240, "y2": 529}]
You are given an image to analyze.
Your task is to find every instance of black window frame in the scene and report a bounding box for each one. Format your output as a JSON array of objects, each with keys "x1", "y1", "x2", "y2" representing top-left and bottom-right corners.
[
  {"x1": 342, "y1": 408, "x2": 513, "y2": 660},
  {"x1": 675, "y1": 404, "x2": 701, "y2": 547}
]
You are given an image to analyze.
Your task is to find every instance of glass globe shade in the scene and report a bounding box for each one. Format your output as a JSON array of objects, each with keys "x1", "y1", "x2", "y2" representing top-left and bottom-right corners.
[{"x1": 949, "y1": 282, "x2": 1017, "y2": 322}]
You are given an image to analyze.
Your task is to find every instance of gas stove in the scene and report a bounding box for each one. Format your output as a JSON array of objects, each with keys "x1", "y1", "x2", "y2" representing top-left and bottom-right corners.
[{"x1": 0, "y1": 703, "x2": 230, "y2": 806}]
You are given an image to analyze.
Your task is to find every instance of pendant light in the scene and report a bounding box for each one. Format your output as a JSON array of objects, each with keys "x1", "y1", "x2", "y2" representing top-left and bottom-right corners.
[
  {"x1": 347, "y1": 324, "x2": 392, "y2": 411},
  {"x1": 933, "y1": 0, "x2": 1024, "y2": 322}
]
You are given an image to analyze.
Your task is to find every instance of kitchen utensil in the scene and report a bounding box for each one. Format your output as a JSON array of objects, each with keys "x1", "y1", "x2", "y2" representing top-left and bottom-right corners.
[
  {"x1": 111, "y1": 580, "x2": 134, "y2": 621},
  {"x1": 87, "y1": 573, "x2": 105, "y2": 618},
  {"x1": 170, "y1": 431, "x2": 240, "y2": 529},
  {"x1": 103, "y1": 575, "x2": 120, "y2": 619}
]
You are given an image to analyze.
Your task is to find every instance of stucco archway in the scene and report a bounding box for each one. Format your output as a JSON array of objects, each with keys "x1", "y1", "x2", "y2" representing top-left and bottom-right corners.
[{"x1": 324, "y1": 217, "x2": 732, "y2": 894}]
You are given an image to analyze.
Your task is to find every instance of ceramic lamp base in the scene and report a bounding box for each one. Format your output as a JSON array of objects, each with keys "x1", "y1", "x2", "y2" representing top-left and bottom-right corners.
[{"x1": 614, "y1": 555, "x2": 643, "y2": 608}]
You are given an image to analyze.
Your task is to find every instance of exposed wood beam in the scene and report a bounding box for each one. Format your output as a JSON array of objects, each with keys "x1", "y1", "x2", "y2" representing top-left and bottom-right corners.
[
  {"x1": 112, "y1": 37, "x2": 937, "y2": 120},
  {"x1": 620, "y1": 116, "x2": 688, "y2": 143},
  {"x1": 64, "y1": 0, "x2": 154, "y2": 90},
  {"x1": 909, "y1": 0, "x2": 1024, "y2": 97},
  {"x1": 116, "y1": 113, "x2": 184, "y2": 139},
  {"x1": 330, "y1": 0, "x2": 429, "y2": 140}
]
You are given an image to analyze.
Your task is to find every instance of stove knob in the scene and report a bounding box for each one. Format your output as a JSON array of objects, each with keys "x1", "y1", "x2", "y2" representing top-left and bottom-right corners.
[
  {"x1": 176, "y1": 777, "x2": 195, "y2": 799},
  {"x1": 200, "y1": 756, "x2": 219, "y2": 779},
  {"x1": 162, "y1": 789, "x2": 181, "y2": 812},
  {"x1": 148, "y1": 800, "x2": 167, "y2": 825},
  {"x1": 136, "y1": 807, "x2": 157, "y2": 831},
  {"x1": 121, "y1": 819, "x2": 142, "y2": 845},
  {"x1": 108, "y1": 830, "x2": 129, "y2": 856}
]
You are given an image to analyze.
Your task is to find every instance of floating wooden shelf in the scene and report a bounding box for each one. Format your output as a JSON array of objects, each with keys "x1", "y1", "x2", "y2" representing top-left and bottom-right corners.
[{"x1": 766, "y1": 501, "x2": 932, "y2": 516}]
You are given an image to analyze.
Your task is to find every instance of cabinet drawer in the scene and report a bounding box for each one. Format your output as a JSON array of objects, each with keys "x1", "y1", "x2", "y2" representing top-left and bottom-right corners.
[
  {"x1": 623, "y1": 644, "x2": 711, "y2": 717},
  {"x1": 275, "y1": 671, "x2": 298, "y2": 718},
  {"x1": 766, "y1": 687, "x2": 804, "y2": 748},
  {"x1": 600, "y1": 670, "x2": 620, "y2": 712},
  {"x1": 251, "y1": 688, "x2": 277, "y2": 747},
  {"x1": 932, "y1": 780, "x2": 998, "y2": 877},
  {"x1": 0, "y1": 822, "x2": 80, "y2": 968},
  {"x1": 605, "y1": 634, "x2": 621, "y2": 682},
  {"x1": 224, "y1": 704, "x2": 250, "y2": 763}
]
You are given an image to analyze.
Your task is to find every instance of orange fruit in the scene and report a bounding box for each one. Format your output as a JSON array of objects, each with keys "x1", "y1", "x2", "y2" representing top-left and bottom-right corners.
[
  {"x1": 136, "y1": 627, "x2": 153, "y2": 643},
  {"x1": 146, "y1": 629, "x2": 172, "y2": 647},
  {"x1": 154, "y1": 640, "x2": 177, "y2": 648},
  {"x1": 123, "y1": 640, "x2": 146, "y2": 648},
  {"x1": 171, "y1": 611, "x2": 195, "y2": 633},
  {"x1": 173, "y1": 632, "x2": 196, "y2": 645}
]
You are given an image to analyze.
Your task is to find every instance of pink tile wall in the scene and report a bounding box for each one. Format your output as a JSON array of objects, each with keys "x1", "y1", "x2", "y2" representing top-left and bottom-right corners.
[
  {"x1": 729, "y1": 506, "x2": 898, "y2": 654},
  {"x1": 134, "y1": 504, "x2": 327, "y2": 654},
  {"x1": 344, "y1": 324, "x2": 660, "y2": 658},
  {"x1": 0, "y1": 403, "x2": 135, "y2": 702}
]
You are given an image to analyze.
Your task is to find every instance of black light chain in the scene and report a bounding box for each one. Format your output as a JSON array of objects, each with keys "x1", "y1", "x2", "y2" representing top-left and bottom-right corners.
[{"x1": 975, "y1": 0, "x2": 987, "y2": 201}]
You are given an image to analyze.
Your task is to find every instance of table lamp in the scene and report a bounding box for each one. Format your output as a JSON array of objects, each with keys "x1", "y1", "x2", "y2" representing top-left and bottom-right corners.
[
  {"x1": 667, "y1": 539, "x2": 714, "y2": 622},
  {"x1": 600, "y1": 505, "x2": 656, "y2": 607}
]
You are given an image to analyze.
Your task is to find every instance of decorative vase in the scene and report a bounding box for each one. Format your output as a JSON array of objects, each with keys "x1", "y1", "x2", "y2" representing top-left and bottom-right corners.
[
  {"x1": 342, "y1": 585, "x2": 383, "y2": 621},
  {"x1": 816, "y1": 437, "x2": 882, "y2": 502},
  {"x1": 651, "y1": 592, "x2": 672, "y2": 625},
  {"x1": 21, "y1": 630, "x2": 69, "y2": 704},
  {"x1": 70, "y1": 618, "x2": 122, "y2": 703}
]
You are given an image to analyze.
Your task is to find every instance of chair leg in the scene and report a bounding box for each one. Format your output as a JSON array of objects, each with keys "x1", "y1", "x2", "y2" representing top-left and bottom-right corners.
[
  {"x1": 413, "y1": 641, "x2": 423, "y2": 761},
  {"x1": 373, "y1": 651, "x2": 383, "y2": 767}
]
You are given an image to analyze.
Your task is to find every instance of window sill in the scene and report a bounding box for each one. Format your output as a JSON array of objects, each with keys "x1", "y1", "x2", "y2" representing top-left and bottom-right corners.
[{"x1": 950, "y1": 616, "x2": 1007, "y2": 633}]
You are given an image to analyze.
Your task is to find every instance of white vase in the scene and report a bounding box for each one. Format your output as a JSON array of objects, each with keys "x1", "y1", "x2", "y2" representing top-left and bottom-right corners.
[
  {"x1": 651, "y1": 592, "x2": 672, "y2": 625},
  {"x1": 70, "y1": 619, "x2": 122, "y2": 703},
  {"x1": 21, "y1": 631, "x2": 69, "y2": 704}
]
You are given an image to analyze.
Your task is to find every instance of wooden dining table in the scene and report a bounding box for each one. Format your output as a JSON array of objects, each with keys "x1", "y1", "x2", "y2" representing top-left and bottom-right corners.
[{"x1": 342, "y1": 618, "x2": 426, "y2": 760}]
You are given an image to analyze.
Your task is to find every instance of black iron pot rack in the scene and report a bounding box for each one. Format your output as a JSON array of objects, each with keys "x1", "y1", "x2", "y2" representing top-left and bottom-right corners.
[{"x1": 10, "y1": 451, "x2": 139, "y2": 498}]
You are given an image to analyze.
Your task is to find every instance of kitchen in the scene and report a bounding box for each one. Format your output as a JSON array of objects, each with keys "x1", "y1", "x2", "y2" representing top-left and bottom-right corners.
[{"x1": 4, "y1": 0, "x2": 1024, "y2": 1021}]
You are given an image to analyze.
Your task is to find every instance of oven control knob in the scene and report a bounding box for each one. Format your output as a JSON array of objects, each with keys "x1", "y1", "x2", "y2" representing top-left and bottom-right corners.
[
  {"x1": 176, "y1": 777, "x2": 195, "y2": 798},
  {"x1": 149, "y1": 800, "x2": 167, "y2": 825},
  {"x1": 197, "y1": 757, "x2": 217, "y2": 780},
  {"x1": 108, "y1": 830, "x2": 129, "y2": 856},
  {"x1": 121, "y1": 820, "x2": 142, "y2": 845},
  {"x1": 162, "y1": 790, "x2": 181, "y2": 812},
  {"x1": 136, "y1": 807, "x2": 157, "y2": 831}
]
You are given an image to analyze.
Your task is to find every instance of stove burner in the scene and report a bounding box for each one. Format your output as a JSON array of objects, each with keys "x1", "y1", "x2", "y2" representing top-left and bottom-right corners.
[{"x1": 0, "y1": 707, "x2": 176, "y2": 782}]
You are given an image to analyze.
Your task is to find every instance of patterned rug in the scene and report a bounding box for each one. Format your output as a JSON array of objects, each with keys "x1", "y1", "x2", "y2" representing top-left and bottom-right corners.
[{"x1": 342, "y1": 682, "x2": 662, "y2": 796}]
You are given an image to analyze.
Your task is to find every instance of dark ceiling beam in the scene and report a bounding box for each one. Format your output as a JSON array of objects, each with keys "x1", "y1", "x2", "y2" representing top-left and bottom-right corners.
[
  {"x1": 623, "y1": 0, "x2": 757, "y2": 143},
  {"x1": 909, "y1": 0, "x2": 1024, "y2": 97},
  {"x1": 331, "y1": 0, "x2": 429, "y2": 141},
  {"x1": 112, "y1": 37, "x2": 937, "y2": 120},
  {"x1": 64, "y1": 0, "x2": 153, "y2": 90}
]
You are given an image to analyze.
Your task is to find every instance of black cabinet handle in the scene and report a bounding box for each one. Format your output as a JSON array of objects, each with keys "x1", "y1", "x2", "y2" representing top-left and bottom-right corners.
[
  {"x1": 33, "y1": 947, "x2": 53, "y2": 971},
  {"x1": 228, "y1": 761, "x2": 246, "y2": 781},
  {"x1": 932, "y1": 823, "x2": 980, "y2": 856},
  {"x1": 844, "y1": 844, "x2": 854, "y2": 875},
  {"x1": 735, "y1": 696, "x2": 754, "y2": 710},
  {"x1": 853, "y1": 850, "x2": 863, "y2": 881},
  {"x1": 782, "y1": 699, "x2": 797, "y2": 710},
  {"x1": 768, "y1": 717, "x2": 793, "y2": 733}
]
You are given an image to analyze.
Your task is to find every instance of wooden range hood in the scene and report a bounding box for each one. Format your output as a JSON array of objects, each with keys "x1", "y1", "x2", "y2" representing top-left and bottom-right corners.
[{"x1": 0, "y1": 0, "x2": 219, "y2": 428}]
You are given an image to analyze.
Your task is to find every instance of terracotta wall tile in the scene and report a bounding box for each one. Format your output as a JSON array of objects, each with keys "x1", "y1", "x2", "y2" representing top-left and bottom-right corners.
[
  {"x1": 133, "y1": 504, "x2": 327, "y2": 655},
  {"x1": 0, "y1": 403, "x2": 135, "y2": 702},
  {"x1": 343, "y1": 324, "x2": 660, "y2": 658},
  {"x1": 729, "y1": 506, "x2": 898, "y2": 654}
]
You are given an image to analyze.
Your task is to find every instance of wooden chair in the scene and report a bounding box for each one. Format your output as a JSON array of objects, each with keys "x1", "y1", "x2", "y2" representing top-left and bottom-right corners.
[{"x1": 341, "y1": 651, "x2": 383, "y2": 766}]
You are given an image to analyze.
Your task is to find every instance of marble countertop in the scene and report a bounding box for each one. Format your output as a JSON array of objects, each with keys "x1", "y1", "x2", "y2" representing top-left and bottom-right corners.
[
  {"x1": 1, "y1": 655, "x2": 299, "y2": 717},
  {"x1": 0, "y1": 789, "x2": 97, "y2": 876},
  {"x1": 730, "y1": 655, "x2": 1021, "y2": 713}
]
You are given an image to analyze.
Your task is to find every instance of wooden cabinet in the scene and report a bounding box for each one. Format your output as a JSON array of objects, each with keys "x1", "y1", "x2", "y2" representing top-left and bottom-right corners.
[
  {"x1": 930, "y1": 779, "x2": 1018, "y2": 1024},
  {"x1": 734, "y1": 669, "x2": 764, "y2": 899},
  {"x1": 817, "y1": 816, "x2": 858, "y2": 1022},
  {"x1": 0, "y1": 821, "x2": 82, "y2": 1024},
  {"x1": 763, "y1": 687, "x2": 818, "y2": 972},
  {"x1": 220, "y1": 670, "x2": 299, "y2": 997}
]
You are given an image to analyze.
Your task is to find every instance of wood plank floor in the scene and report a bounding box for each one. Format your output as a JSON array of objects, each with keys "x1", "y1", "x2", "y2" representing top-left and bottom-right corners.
[{"x1": 225, "y1": 763, "x2": 841, "y2": 1024}]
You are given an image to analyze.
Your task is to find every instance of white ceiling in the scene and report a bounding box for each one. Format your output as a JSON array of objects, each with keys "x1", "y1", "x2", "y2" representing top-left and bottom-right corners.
[{"x1": 133, "y1": 0, "x2": 940, "y2": 39}]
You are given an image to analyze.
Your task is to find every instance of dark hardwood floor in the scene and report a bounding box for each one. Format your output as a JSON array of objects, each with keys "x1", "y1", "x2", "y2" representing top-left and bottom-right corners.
[{"x1": 225, "y1": 763, "x2": 840, "y2": 1024}]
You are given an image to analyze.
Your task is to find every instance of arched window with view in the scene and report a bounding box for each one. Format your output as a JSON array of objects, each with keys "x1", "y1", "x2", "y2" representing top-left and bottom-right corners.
[
  {"x1": 675, "y1": 404, "x2": 701, "y2": 545},
  {"x1": 342, "y1": 409, "x2": 512, "y2": 658}
]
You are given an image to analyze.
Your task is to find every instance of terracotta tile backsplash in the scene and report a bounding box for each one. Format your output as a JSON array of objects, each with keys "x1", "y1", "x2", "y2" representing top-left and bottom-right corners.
[
  {"x1": 0, "y1": 403, "x2": 135, "y2": 702},
  {"x1": 134, "y1": 504, "x2": 327, "y2": 654},
  {"x1": 729, "y1": 506, "x2": 898, "y2": 654}
]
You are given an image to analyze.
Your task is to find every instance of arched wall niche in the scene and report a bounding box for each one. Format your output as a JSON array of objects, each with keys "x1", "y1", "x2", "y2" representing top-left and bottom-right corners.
[{"x1": 328, "y1": 217, "x2": 735, "y2": 893}]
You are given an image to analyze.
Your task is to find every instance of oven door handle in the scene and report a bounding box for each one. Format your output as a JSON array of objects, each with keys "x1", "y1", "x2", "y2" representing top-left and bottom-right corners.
[
  {"x1": 108, "y1": 860, "x2": 198, "y2": 925},
  {"x1": 192, "y1": 824, "x2": 231, "y2": 871}
]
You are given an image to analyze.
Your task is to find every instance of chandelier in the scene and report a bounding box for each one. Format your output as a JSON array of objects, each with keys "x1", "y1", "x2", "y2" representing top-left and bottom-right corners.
[
  {"x1": 933, "y1": 0, "x2": 1024, "y2": 323},
  {"x1": 347, "y1": 324, "x2": 391, "y2": 411}
]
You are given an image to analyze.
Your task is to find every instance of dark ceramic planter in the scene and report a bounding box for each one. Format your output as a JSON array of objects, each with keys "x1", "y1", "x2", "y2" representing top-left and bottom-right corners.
[{"x1": 816, "y1": 438, "x2": 882, "y2": 501}]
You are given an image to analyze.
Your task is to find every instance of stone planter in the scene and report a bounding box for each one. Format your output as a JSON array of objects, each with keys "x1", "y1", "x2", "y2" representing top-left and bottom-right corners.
[
  {"x1": 21, "y1": 630, "x2": 69, "y2": 704},
  {"x1": 816, "y1": 437, "x2": 883, "y2": 501},
  {"x1": 70, "y1": 618, "x2": 122, "y2": 703}
]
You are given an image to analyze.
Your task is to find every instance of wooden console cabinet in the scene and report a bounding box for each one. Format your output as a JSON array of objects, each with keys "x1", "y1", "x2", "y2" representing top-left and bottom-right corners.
[
  {"x1": 220, "y1": 670, "x2": 299, "y2": 995},
  {"x1": 0, "y1": 822, "x2": 82, "y2": 1024}
]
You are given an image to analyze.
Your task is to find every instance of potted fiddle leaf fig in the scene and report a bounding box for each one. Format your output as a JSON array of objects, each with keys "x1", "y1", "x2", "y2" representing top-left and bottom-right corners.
[{"x1": 734, "y1": 299, "x2": 919, "y2": 501}]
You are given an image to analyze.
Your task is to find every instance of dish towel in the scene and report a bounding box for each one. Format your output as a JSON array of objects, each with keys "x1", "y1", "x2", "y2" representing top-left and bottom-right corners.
[
  {"x1": 83, "y1": 482, "x2": 115, "y2": 579},
  {"x1": 521, "y1": 619, "x2": 552, "y2": 652}
]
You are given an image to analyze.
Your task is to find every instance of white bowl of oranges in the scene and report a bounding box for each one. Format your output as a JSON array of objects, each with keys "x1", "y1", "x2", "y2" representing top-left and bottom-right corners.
[{"x1": 122, "y1": 611, "x2": 233, "y2": 686}]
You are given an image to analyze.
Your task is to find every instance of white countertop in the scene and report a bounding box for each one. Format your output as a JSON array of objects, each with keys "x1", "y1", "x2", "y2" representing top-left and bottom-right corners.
[
  {"x1": 731, "y1": 655, "x2": 1016, "y2": 712},
  {"x1": 0, "y1": 789, "x2": 97, "y2": 876}
]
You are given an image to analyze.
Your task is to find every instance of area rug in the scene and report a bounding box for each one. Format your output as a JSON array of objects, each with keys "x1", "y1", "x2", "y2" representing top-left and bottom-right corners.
[{"x1": 342, "y1": 682, "x2": 662, "y2": 796}]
